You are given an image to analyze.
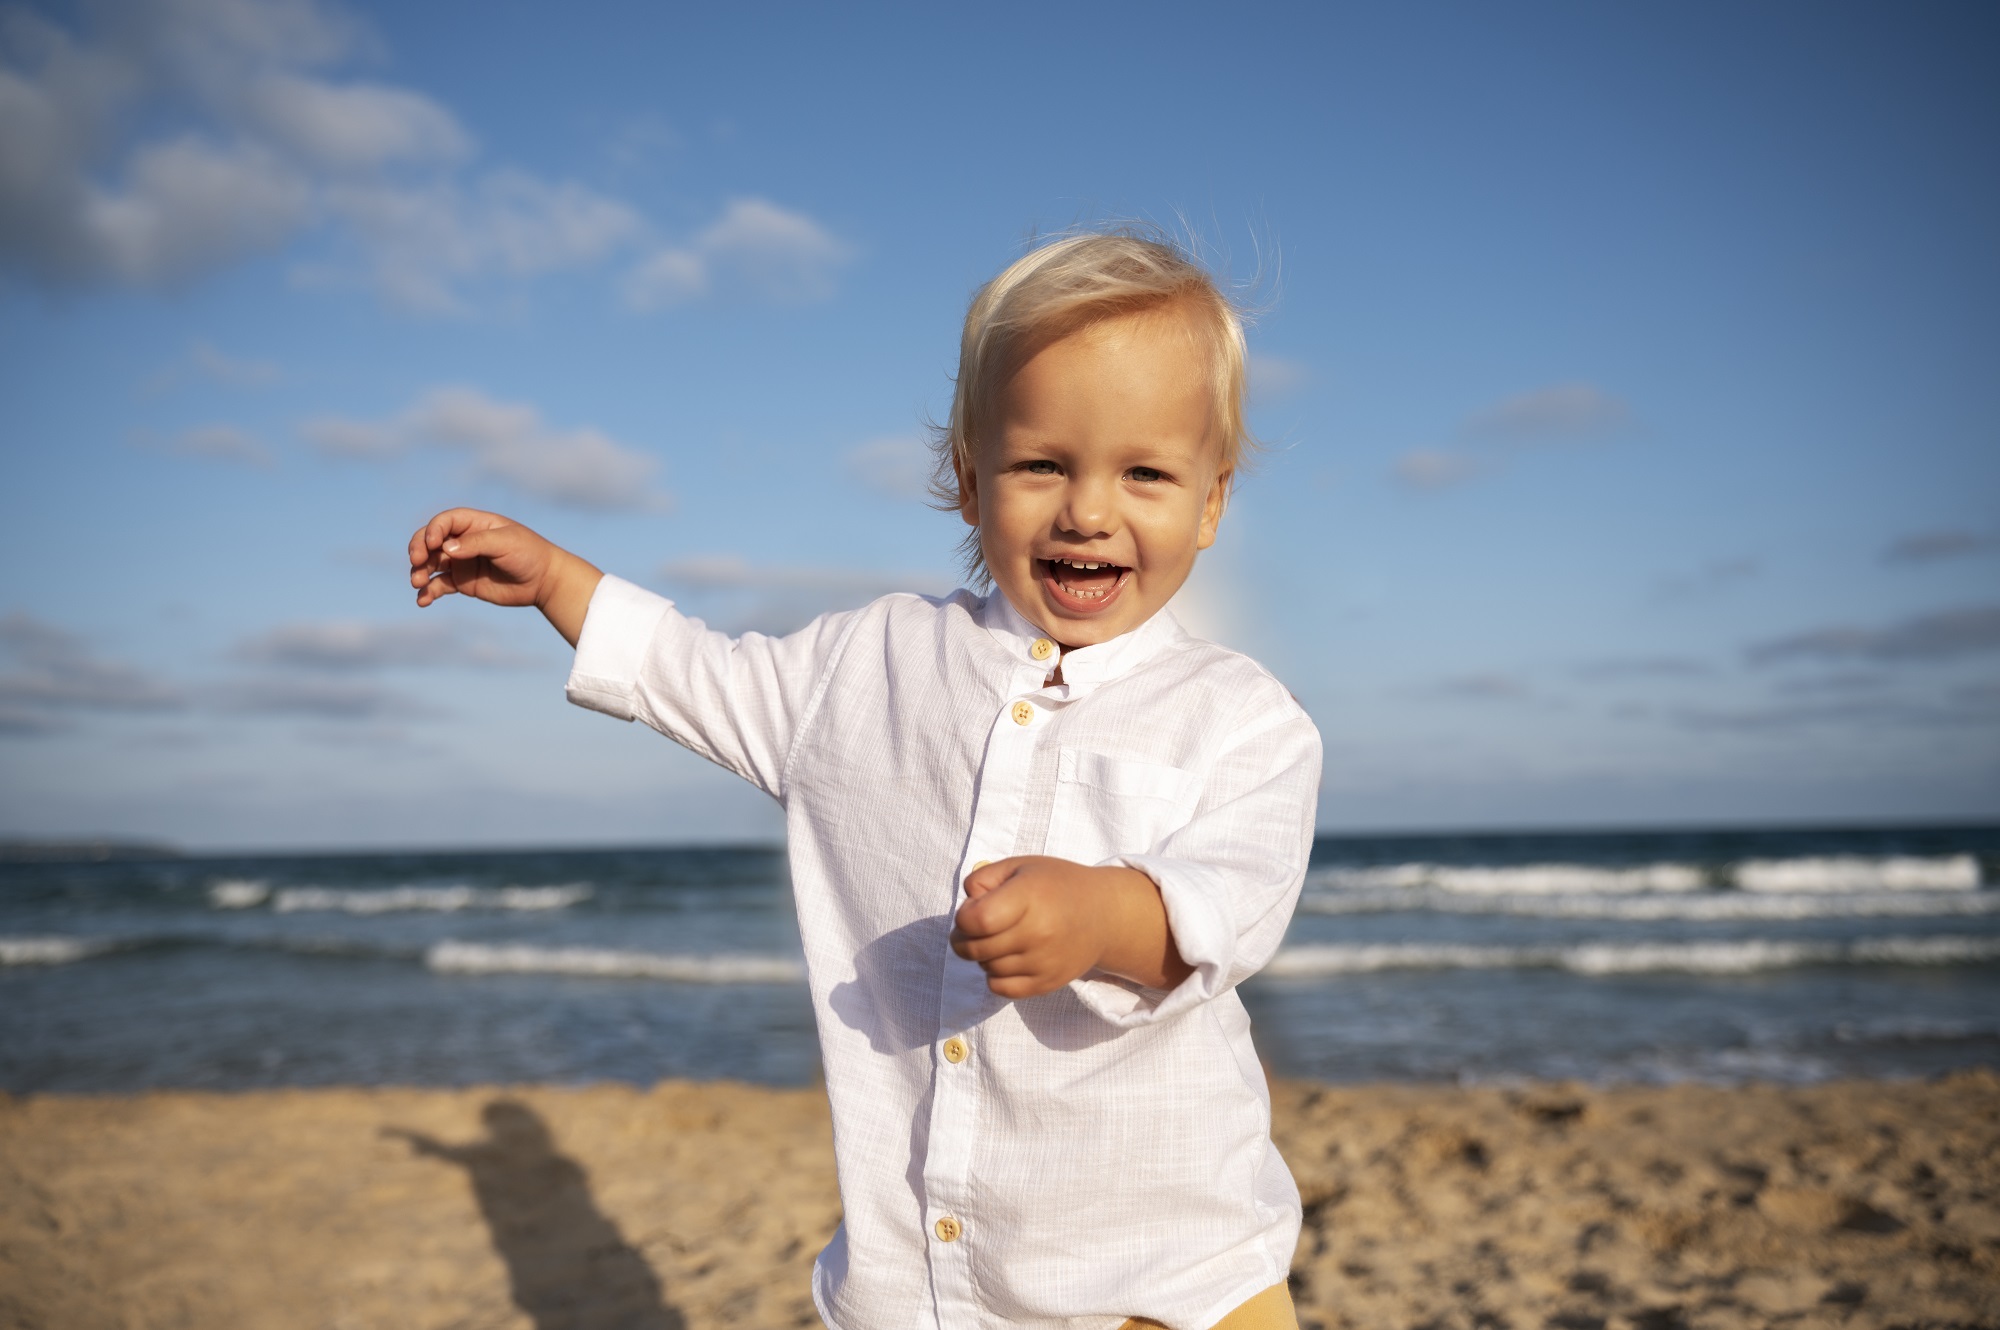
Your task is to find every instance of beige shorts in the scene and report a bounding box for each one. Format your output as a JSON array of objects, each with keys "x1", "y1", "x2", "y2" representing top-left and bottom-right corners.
[{"x1": 1117, "y1": 1281, "x2": 1299, "y2": 1330}]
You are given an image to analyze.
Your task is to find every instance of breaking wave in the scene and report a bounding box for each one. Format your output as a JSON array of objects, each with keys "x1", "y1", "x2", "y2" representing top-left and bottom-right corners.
[
  {"x1": 0, "y1": 935, "x2": 118, "y2": 966},
  {"x1": 208, "y1": 879, "x2": 271, "y2": 909},
  {"x1": 1735, "y1": 854, "x2": 1980, "y2": 893},
  {"x1": 1309, "y1": 862, "x2": 1708, "y2": 895},
  {"x1": 426, "y1": 941, "x2": 805, "y2": 984},
  {"x1": 210, "y1": 881, "x2": 592, "y2": 913},
  {"x1": 1298, "y1": 888, "x2": 2000, "y2": 921},
  {"x1": 1306, "y1": 853, "x2": 1983, "y2": 901},
  {"x1": 1263, "y1": 934, "x2": 2000, "y2": 978}
]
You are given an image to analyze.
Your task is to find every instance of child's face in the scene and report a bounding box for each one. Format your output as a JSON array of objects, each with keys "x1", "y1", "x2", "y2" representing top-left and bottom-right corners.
[{"x1": 960, "y1": 306, "x2": 1230, "y2": 650}]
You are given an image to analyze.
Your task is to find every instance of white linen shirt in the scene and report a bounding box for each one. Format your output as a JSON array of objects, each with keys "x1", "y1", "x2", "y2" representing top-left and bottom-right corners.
[{"x1": 566, "y1": 575, "x2": 1322, "y2": 1330}]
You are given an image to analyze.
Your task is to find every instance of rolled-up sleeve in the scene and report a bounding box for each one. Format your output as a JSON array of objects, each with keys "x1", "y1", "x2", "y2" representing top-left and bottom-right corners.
[
  {"x1": 564, "y1": 573, "x2": 860, "y2": 801},
  {"x1": 1075, "y1": 694, "x2": 1322, "y2": 1027}
]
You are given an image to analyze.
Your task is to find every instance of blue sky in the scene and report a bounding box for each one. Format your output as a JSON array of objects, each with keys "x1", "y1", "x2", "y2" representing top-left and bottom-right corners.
[{"x1": 2, "y1": 0, "x2": 1996, "y2": 849}]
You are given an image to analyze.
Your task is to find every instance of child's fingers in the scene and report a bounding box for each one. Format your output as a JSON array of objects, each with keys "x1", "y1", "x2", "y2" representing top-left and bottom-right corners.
[
  {"x1": 972, "y1": 952, "x2": 1042, "y2": 979},
  {"x1": 409, "y1": 510, "x2": 496, "y2": 583},
  {"x1": 437, "y1": 527, "x2": 517, "y2": 566},
  {"x1": 987, "y1": 971, "x2": 1063, "y2": 1000},
  {"x1": 961, "y1": 857, "x2": 1024, "y2": 900},
  {"x1": 953, "y1": 881, "x2": 1028, "y2": 942},
  {"x1": 949, "y1": 922, "x2": 1025, "y2": 965},
  {"x1": 423, "y1": 508, "x2": 504, "y2": 553},
  {"x1": 414, "y1": 568, "x2": 461, "y2": 606},
  {"x1": 407, "y1": 527, "x2": 434, "y2": 580}
]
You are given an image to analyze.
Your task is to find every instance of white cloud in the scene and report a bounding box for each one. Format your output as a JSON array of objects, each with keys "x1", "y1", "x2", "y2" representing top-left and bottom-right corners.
[
  {"x1": 696, "y1": 197, "x2": 851, "y2": 300},
  {"x1": 1392, "y1": 448, "x2": 1483, "y2": 491},
  {"x1": 301, "y1": 385, "x2": 669, "y2": 510},
  {"x1": 191, "y1": 339, "x2": 281, "y2": 385},
  {"x1": 320, "y1": 170, "x2": 645, "y2": 313},
  {"x1": 625, "y1": 197, "x2": 852, "y2": 310},
  {"x1": 146, "y1": 339, "x2": 284, "y2": 391},
  {"x1": 217, "y1": 675, "x2": 416, "y2": 719},
  {"x1": 233, "y1": 617, "x2": 537, "y2": 670},
  {"x1": 0, "y1": 0, "x2": 348, "y2": 285},
  {"x1": 657, "y1": 555, "x2": 952, "y2": 634},
  {"x1": 844, "y1": 435, "x2": 933, "y2": 499},
  {"x1": 1575, "y1": 656, "x2": 1711, "y2": 681},
  {"x1": 1883, "y1": 529, "x2": 2000, "y2": 564},
  {"x1": 169, "y1": 423, "x2": 272, "y2": 466},
  {"x1": 81, "y1": 135, "x2": 311, "y2": 284},
  {"x1": 1393, "y1": 381, "x2": 1633, "y2": 492},
  {"x1": 1432, "y1": 673, "x2": 1534, "y2": 701},
  {"x1": 1248, "y1": 353, "x2": 1309, "y2": 400},
  {"x1": 239, "y1": 72, "x2": 469, "y2": 170},
  {"x1": 1464, "y1": 382, "x2": 1631, "y2": 441},
  {"x1": 1748, "y1": 604, "x2": 2000, "y2": 666},
  {"x1": 0, "y1": 0, "x2": 844, "y2": 313},
  {"x1": 625, "y1": 246, "x2": 707, "y2": 307},
  {"x1": 0, "y1": 612, "x2": 185, "y2": 733},
  {"x1": 296, "y1": 413, "x2": 395, "y2": 455},
  {"x1": 659, "y1": 555, "x2": 947, "y2": 597}
]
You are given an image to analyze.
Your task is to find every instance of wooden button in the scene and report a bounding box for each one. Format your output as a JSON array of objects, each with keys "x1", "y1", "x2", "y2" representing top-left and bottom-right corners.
[
  {"x1": 1030, "y1": 638, "x2": 1055, "y2": 661},
  {"x1": 1010, "y1": 700, "x2": 1034, "y2": 726},
  {"x1": 942, "y1": 1037, "x2": 968, "y2": 1064},
  {"x1": 970, "y1": 860, "x2": 993, "y2": 872},
  {"x1": 934, "y1": 1216, "x2": 962, "y2": 1242}
]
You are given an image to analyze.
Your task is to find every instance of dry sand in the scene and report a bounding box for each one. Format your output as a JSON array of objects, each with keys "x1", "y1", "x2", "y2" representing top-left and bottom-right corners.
[{"x1": 2, "y1": 1073, "x2": 1994, "y2": 1330}]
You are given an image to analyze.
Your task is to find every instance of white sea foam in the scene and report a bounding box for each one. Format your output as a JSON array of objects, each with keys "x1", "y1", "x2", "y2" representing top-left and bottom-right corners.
[
  {"x1": 1263, "y1": 933, "x2": 2000, "y2": 978},
  {"x1": 426, "y1": 941, "x2": 805, "y2": 984},
  {"x1": 1298, "y1": 888, "x2": 2000, "y2": 921},
  {"x1": 271, "y1": 884, "x2": 592, "y2": 914},
  {"x1": 1733, "y1": 854, "x2": 1980, "y2": 893},
  {"x1": 1307, "y1": 854, "x2": 1985, "y2": 902},
  {"x1": 208, "y1": 879, "x2": 271, "y2": 909},
  {"x1": 0, "y1": 935, "x2": 114, "y2": 966},
  {"x1": 1309, "y1": 862, "x2": 1710, "y2": 895},
  {"x1": 1832, "y1": 1016, "x2": 1998, "y2": 1045}
]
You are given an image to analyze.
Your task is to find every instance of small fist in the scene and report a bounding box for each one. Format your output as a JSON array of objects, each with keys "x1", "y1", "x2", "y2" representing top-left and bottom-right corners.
[
  {"x1": 948, "y1": 856, "x2": 1112, "y2": 1000},
  {"x1": 407, "y1": 508, "x2": 553, "y2": 609}
]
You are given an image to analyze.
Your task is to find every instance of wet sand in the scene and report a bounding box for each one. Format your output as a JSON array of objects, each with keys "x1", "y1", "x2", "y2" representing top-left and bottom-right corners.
[{"x1": 2, "y1": 1072, "x2": 1994, "y2": 1329}]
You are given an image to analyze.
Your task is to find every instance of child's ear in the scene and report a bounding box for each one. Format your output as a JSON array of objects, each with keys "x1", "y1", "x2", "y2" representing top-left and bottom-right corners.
[
  {"x1": 1196, "y1": 468, "x2": 1232, "y2": 550},
  {"x1": 956, "y1": 460, "x2": 980, "y2": 527}
]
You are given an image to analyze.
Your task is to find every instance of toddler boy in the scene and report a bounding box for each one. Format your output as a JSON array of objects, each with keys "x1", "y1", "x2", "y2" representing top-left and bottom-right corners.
[{"x1": 408, "y1": 232, "x2": 1321, "y2": 1329}]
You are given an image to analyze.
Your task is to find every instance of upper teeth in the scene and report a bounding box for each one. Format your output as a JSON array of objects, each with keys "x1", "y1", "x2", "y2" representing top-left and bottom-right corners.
[{"x1": 1053, "y1": 558, "x2": 1114, "y2": 570}]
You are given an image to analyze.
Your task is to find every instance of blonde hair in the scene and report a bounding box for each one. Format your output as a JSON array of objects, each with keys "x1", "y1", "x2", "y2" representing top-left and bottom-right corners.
[{"x1": 929, "y1": 227, "x2": 1253, "y2": 579}]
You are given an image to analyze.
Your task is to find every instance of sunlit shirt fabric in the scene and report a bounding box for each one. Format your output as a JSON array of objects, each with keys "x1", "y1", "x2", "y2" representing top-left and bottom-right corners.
[{"x1": 566, "y1": 574, "x2": 1322, "y2": 1330}]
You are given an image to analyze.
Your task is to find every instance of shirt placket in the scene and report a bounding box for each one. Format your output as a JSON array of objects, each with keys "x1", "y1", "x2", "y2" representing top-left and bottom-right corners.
[{"x1": 921, "y1": 634, "x2": 1060, "y2": 1328}]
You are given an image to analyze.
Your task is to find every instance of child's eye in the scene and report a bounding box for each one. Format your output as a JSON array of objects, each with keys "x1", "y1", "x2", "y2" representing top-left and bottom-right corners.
[
  {"x1": 1023, "y1": 460, "x2": 1060, "y2": 475},
  {"x1": 1128, "y1": 466, "x2": 1166, "y2": 483}
]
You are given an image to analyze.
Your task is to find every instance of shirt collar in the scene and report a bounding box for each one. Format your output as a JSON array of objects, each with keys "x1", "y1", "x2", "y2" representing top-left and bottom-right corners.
[{"x1": 975, "y1": 591, "x2": 1185, "y2": 689}]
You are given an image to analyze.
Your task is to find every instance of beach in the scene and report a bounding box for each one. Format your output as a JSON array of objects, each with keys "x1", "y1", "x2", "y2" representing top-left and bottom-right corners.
[{"x1": 4, "y1": 1073, "x2": 1995, "y2": 1330}]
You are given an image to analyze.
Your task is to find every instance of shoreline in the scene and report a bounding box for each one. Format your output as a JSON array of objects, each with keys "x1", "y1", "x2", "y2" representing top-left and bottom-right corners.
[{"x1": 4, "y1": 1073, "x2": 1995, "y2": 1329}]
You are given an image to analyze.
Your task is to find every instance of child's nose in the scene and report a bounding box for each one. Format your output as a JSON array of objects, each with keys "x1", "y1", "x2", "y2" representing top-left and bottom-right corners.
[{"x1": 1056, "y1": 476, "x2": 1116, "y2": 538}]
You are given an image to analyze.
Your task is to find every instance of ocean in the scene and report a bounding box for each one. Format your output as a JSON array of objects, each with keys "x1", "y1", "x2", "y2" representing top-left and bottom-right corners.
[{"x1": 4, "y1": 825, "x2": 1997, "y2": 1093}]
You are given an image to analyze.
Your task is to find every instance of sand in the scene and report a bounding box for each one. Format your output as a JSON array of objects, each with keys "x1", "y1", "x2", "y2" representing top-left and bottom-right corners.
[{"x1": 2, "y1": 1073, "x2": 1995, "y2": 1330}]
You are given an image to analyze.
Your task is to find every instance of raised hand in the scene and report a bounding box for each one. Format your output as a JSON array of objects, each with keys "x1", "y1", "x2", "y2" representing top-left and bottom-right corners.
[
  {"x1": 407, "y1": 508, "x2": 602, "y2": 645},
  {"x1": 948, "y1": 856, "x2": 1192, "y2": 999}
]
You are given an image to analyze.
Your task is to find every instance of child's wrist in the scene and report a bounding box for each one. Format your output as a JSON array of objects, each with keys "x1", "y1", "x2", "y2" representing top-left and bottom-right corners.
[{"x1": 535, "y1": 547, "x2": 603, "y2": 645}]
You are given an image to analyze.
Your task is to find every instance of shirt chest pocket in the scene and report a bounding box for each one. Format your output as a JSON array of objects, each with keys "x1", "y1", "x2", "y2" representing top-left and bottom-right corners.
[{"x1": 1044, "y1": 748, "x2": 1201, "y2": 866}]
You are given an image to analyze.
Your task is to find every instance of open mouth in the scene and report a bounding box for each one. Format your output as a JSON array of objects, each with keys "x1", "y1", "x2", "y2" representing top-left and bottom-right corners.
[{"x1": 1038, "y1": 556, "x2": 1130, "y2": 611}]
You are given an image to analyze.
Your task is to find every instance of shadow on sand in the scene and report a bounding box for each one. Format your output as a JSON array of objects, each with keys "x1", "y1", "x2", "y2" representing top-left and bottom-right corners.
[{"x1": 388, "y1": 1099, "x2": 683, "y2": 1330}]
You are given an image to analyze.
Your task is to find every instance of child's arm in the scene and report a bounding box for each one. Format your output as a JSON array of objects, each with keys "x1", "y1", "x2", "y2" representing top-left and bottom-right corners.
[
  {"x1": 407, "y1": 508, "x2": 602, "y2": 646},
  {"x1": 409, "y1": 507, "x2": 864, "y2": 802},
  {"x1": 949, "y1": 859, "x2": 1192, "y2": 998}
]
